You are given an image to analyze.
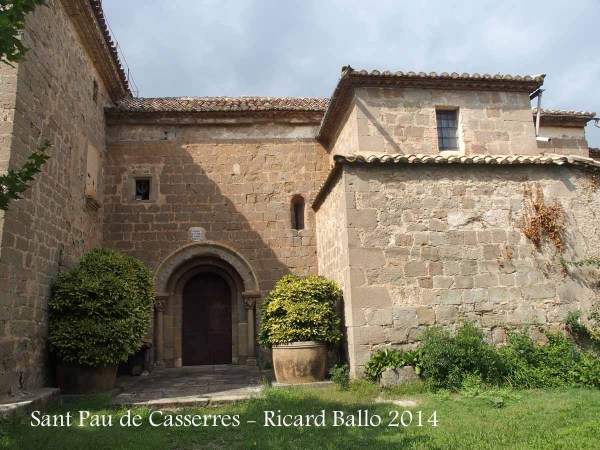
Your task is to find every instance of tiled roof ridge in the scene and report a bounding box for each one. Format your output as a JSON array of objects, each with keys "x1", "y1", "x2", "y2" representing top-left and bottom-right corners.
[
  {"x1": 110, "y1": 96, "x2": 330, "y2": 113},
  {"x1": 333, "y1": 153, "x2": 599, "y2": 165},
  {"x1": 349, "y1": 68, "x2": 546, "y2": 82},
  {"x1": 312, "y1": 153, "x2": 600, "y2": 210},
  {"x1": 130, "y1": 95, "x2": 328, "y2": 100},
  {"x1": 532, "y1": 108, "x2": 596, "y2": 118}
]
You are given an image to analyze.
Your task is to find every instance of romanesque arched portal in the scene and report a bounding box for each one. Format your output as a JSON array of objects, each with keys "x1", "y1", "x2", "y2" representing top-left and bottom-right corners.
[{"x1": 153, "y1": 242, "x2": 261, "y2": 367}]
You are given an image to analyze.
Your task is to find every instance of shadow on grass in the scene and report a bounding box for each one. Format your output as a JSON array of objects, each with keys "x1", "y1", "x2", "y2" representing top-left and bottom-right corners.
[
  {"x1": 0, "y1": 390, "x2": 434, "y2": 450},
  {"x1": 7, "y1": 386, "x2": 600, "y2": 450}
]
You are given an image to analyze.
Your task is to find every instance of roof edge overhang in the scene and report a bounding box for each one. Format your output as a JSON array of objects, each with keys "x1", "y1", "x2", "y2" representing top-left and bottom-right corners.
[
  {"x1": 61, "y1": 0, "x2": 130, "y2": 101},
  {"x1": 312, "y1": 153, "x2": 600, "y2": 211},
  {"x1": 533, "y1": 109, "x2": 597, "y2": 127},
  {"x1": 317, "y1": 67, "x2": 546, "y2": 147},
  {"x1": 105, "y1": 109, "x2": 326, "y2": 125}
]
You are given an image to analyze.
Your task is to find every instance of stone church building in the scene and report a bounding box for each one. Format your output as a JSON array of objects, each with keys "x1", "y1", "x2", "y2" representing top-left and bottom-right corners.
[{"x1": 1, "y1": 0, "x2": 599, "y2": 394}]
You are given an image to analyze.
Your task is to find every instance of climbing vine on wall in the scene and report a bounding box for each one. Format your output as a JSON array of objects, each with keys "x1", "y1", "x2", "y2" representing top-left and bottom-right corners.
[{"x1": 519, "y1": 185, "x2": 565, "y2": 252}]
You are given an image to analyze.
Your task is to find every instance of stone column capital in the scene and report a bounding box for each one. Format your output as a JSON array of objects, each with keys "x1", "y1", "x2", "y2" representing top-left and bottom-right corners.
[
  {"x1": 243, "y1": 297, "x2": 257, "y2": 310},
  {"x1": 242, "y1": 290, "x2": 260, "y2": 310},
  {"x1": 155, "y1": 294, "x2": 169, "y2": 312}
]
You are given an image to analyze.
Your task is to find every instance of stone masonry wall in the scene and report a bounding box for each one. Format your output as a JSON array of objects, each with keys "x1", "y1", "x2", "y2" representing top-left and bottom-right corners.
[
  {"x1": 337, "y1": 163, "x2": 599, "y2": 376},
  {"x1": 537, "y1": 124, "x2": 590, "y2": 157},
  {"x1": 315, "y1": 170, "x2": 365, "y2": 371},
  {"x1": 0, "y1": 1, "x2": 112, "y2": 395},
  {"x1": 329, "y1": 103, "x2": 359, "y2": 158},
  {"x1": 315, "y1": 171, "x2": 350, "y2": 290},
  {"x1": 0, "y1": 63, "x2": 18, "y2": 176},
  {"x1": 347, "y1": 87, "x2": 538, "y2": 156},
  {"x1": 103, "y1": 122, "x2": 329, "y2": 293}
]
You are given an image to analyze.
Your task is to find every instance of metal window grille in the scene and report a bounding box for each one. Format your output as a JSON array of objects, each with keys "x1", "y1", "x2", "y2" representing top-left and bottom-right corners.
[
  {"x1": 135, "y1": 179, "x2": 151, "y2": 201},
  {"x1": 436, "y1": 110, "x2": 459, "y2": 151}
]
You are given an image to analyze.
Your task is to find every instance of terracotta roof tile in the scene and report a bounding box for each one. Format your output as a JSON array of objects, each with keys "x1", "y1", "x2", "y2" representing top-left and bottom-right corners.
[
  {"x1": 332, "y1": 153, "x2": 596, "y2": 165},
  {"x1": 351, "y1": 69, "x2": 546, "y2": 83},
  {"x1": 89, "y1": 0, "x2": 129, "y2": 93},
  {"x1": 532, "y1": 108, "x2": 596, "y2": 119},
  {"x1": 110, "y1": 97, "x2": 330, "y2": 113}
]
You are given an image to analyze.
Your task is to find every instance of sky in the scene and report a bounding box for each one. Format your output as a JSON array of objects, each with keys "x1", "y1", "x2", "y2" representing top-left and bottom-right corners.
[{"x1": 102, "y1": 0, "x2": 600, "y2": 147}]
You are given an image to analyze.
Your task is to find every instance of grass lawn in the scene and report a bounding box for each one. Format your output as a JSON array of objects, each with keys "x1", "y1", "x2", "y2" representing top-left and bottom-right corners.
[{"x1": 1, "y1": 382, "x2": 599, "y2": 449}]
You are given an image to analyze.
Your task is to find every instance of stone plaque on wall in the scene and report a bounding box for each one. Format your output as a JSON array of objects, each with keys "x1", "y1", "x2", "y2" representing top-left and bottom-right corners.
[{"x1": 189, "y1": 227, "x2": 206, "y2": 242}]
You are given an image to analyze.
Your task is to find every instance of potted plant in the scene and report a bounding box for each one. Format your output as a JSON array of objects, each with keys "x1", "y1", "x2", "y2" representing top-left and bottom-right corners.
[
  {"x1": 49, "y1": 248, "x2": 154, "y2": 394},
  {"x1": 258, "y1": 275, "x2": 342, "y2": 383}
]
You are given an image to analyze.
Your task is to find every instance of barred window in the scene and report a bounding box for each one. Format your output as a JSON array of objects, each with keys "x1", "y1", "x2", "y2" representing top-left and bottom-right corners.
[
  {"x1": 436, "y1": 109, "x2": 459, "y2": 151},
  {"x1": 135, "y1": 178, "x2": 151, "y2": 201}
]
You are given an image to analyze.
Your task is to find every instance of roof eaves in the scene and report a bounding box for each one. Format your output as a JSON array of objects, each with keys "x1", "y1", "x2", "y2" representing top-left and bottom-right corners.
[
  {"x1": 532, "y1": 108, "x2": 597, "y2": 126},
  {"x1": 312, "y1": 153, "x2": 600, "y2": 210},
  {"x1": 61, "y1": 0, "x2": 130, "y2": 101},
  {"x1": 316, "y1": 66, "x2": 354, "y2": 146},
  {"x1": 107, "y1": 96, "x2": 329, "y2": 113}
]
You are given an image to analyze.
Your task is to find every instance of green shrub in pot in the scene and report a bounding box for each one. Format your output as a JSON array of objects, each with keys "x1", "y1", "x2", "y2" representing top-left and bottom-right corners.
[
  {"x1": 257, "y1": 274, "x2": 343, "y2": 348},
  {"x1": 258, "y1": 275, "x2": 343, "y2": 383},
  {"x1": 49, "y1": 248, "x2": 154, "y2": 368}
]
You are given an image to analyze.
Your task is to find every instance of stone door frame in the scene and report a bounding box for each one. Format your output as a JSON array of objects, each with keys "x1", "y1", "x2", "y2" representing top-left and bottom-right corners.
[{"x1": 154, "y1": 241, "x2": 261, "y2": 367}]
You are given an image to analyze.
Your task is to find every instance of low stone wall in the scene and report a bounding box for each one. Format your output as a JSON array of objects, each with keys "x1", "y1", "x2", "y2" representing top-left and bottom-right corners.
[{"x1": 317, "y1": 163, "x2": 600, "y2": 377}]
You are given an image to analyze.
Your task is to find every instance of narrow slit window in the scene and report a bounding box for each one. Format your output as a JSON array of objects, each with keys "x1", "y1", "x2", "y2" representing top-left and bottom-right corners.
[
  {"x1": 291, "y1": 196, "x2": 305, "y2": 230},
  {"x1": 135, "y1": 178, "x2": 151, "y2": 201},
  {"x1": 436, "y1": 109, "x2": 459, "y2": 151},
  {"x1": 93, "y1": 80, "x2": 98, "y2": 104}
]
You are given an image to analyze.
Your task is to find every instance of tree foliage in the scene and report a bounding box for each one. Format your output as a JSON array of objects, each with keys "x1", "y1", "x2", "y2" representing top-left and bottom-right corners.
[
  {"x1": 0, "y1": 1, "x2": 50, "y2": 211},
  {"x1": 0, "y1": 138, "x2": 50, "y2": 210},
  {"x1": 0, "y1": 0, "x2": 46, "y2": 65}
]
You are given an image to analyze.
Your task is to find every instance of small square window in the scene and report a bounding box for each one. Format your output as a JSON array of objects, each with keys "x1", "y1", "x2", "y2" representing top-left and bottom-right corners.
[
  {"x1": 436, "y1": 109, "x2": 459, "y2": 151},
  {"x1": 135, "y1": 178, "x2": 151, "y2": 201}
]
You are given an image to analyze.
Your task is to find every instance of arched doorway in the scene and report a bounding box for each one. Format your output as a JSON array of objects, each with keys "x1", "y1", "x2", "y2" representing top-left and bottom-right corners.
[
  {"x1": 182, "y1": 273, "x2": 232, "y2": 365},
  {"x1": 153, "y1": 241, "x2": 261, "y2": 368}
]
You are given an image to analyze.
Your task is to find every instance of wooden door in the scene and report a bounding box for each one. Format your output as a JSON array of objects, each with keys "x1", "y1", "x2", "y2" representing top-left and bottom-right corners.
[{"x1": 182, "y1": 273, "x2": 232, "y2": 365}]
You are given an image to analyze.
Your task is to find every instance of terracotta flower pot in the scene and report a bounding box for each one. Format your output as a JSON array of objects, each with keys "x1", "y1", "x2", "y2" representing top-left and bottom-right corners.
[
  {"x1": 55, "y1": 360, "x2": 118, "y2": 395},
  {"x1": 272, "y1": 341, "x2": 327, "y2": 384}
]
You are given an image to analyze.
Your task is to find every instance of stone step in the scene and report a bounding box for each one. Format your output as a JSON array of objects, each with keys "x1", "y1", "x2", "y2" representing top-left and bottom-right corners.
[{"x1": 0, "y1": 388, "x2": 61, "y2": 419}]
